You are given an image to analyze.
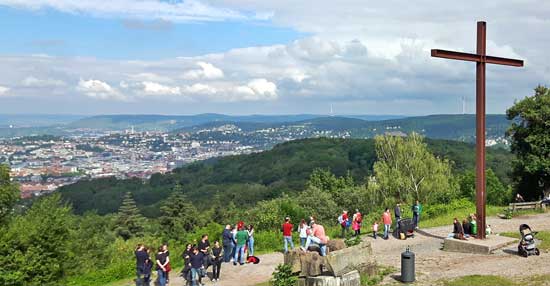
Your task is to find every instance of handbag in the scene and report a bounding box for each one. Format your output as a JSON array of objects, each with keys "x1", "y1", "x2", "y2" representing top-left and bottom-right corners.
[{"x1": 165, "y1": 262, "x2": 172, "y2": 272}]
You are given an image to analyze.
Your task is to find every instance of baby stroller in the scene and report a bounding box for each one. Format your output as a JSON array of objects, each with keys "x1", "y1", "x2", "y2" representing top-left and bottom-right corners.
[{"x1": 517, "y1": 224, "x2": 540, "y2": 257}]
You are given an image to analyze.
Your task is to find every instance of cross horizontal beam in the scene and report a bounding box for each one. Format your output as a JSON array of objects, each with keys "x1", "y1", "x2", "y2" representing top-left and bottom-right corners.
[{"x1": 431, "y1": 49, "x2": 524, "y2": 67}]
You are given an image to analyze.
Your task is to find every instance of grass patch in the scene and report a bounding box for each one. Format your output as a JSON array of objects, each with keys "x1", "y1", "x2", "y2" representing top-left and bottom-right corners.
[
  {"x1": 500, "y1": 231, "x2": 550, "y2": 251},
  {"x1": 443, "y1": 275, "x2": 517, "y2": 286},
  {"x1": 421, "y1": 205, "x2": 502, "y2": 228},
  {"x1": 361, "y1": 266, "x2": 397, "y2": 286}
]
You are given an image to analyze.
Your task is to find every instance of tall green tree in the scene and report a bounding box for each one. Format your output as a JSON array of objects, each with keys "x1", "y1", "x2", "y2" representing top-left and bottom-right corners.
[
  {"x1": 373, "y1": 133, "x2": 458, "y2": 205},
  {"x1": 159, "y1": 188, "x2": 201, "y2": 238},
  {"x1": 0, "y1": 164, "x2": 18, "y2": 222},
  {"x1": 459, "y1": 169, "x2": 511, "y2": 205},
  {"x1": 115, "y1": 192, "x2": 146, "y2": 240},
  {"x1": 506, "y1": 85, "x2": 550, "y2": 200}
]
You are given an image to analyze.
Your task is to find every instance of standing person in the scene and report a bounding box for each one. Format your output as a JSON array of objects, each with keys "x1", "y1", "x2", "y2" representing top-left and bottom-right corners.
[
  {"x1": 211, "y1": 240, "x2": 223, "y2": 282},
  {"x1": 135, "y1": 244, "x2": 149, "y2": 286},
  {"x1": 222, "y1": 225, "x2": 234, "y2": 263},
  {"x1": 231, "y1": 224, "x2": 238, "y2": 261},
  {"x1": 155, "y1": 246, "x2": 169, "y2": 286},
  {"x1": 142, "y1": 247, "x2": 153, "y2": 286},
  {"x1": 297, "y1": 219, "x2": 309, "y2": 247},
  {"x1": 189, "y1": 247, "x2": 205, "y2": 286},
  {"x1": 198, "y1": 234, "x2": 211, "y2": 268},
  {"x1": 302, "y1": 221, "x2": 329, "y2": 256},
  {"x1": 412, "y1": 200, "x2": 422, "y2": 229},
  {"x1": 373, "y1": 221, "x2": 379, "y2": 239},
  {"x1": 234, "y1": 226, "x2": 248, "y2": 265},
  {"x1": 382, "y1": 208, "x2": 392, "y2": 240},
  {"x1": 181, "y1": 244, "x2": 193, "y2": 283},
  {"x1": 353, "y1": 209, "x2": 363, "y2": 235},
  {"x1": 281, "y1": 217, "x2": 294, "y2": 253},
  {"x1": 338, "y1": 210, "x2": 349, "y2": 238},
  {"x1": 394, "y1": 203, "x2": 402, "y2": 235},
  {"x1": 162, "y1": 244, "x2": 171, "y2": 284},
  {"x1": 247, "y1": 225, "x2": 255, "y2": 257}
]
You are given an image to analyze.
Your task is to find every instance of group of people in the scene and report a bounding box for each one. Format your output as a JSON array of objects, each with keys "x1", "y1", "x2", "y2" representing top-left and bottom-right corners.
[
  {"x1": 377, "y1": 201, "x2": 423, "y2": 240},
  {"x1": 451, "y1": 213, "x2": 492, "y2": 240},
  {"x1": 135, "y1": 222, "x2": 256, "y2": 286},
  {"x1": 337, "y1": 209, "x2": 364, "y2": 237},
  {"x1": 282, "y1": 216, "x2": 329, "y2": 256}
]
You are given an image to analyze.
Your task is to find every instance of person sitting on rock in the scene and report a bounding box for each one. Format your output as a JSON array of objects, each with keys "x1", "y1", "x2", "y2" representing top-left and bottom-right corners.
[
  {"x1": 452, "y1": 218, "x2": 467, "y2": 240},
  {"x1": 301, "y1": 221, "x2": 329, "y2": 256},
  {"x1": 462, "y1": 219, "x2": 471, "y2": 238}
]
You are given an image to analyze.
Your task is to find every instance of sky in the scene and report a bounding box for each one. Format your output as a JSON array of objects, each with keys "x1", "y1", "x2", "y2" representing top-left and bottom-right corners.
[{"x1": 0, "y1": 1, "x2": 549, "y2": 116}]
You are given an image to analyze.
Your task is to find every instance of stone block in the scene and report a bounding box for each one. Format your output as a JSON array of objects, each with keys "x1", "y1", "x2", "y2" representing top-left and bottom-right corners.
[
  {"x1": 305, "y1": 276, "x2": 341, "y2": 286},
  {"x1": 443, "y1": 235, "x2": 517, "y2": 254},
  {"x1": 326, "y1": 239, "x2": 346, "y2": 252},
  {"x1": 340, "y1": 270, "x2": 361, "y2": 286},
  {"x1": 325, "y1": 240, "x2": 375, "y2": 276}
]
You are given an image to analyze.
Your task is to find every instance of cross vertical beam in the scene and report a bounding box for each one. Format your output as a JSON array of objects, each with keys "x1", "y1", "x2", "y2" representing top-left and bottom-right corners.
[
  {"x1": 476, "y1": 21, "x2": 487, "y2": 239},
  {"x1": 431, "y1": 21, "x2": 523, "y2": 240}
]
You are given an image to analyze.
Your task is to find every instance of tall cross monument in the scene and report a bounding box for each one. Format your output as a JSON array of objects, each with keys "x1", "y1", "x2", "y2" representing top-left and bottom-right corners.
[{"x1": 431, "y1": 21, "x2": 523, "y2": 239}]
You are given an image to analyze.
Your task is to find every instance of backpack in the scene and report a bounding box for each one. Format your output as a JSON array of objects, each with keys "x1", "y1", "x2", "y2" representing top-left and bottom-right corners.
[
  {"x1": 356, "y1": 213, "x2": 362, "y2": 223},
  {"x1": 337, "y1": 215, "x2": 344, "y2": 225}
]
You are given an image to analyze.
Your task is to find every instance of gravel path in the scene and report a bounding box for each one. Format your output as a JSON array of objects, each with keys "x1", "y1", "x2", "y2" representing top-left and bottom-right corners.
[{"x1": 165, "y1": 213, "x2": 550, "y2": 286}]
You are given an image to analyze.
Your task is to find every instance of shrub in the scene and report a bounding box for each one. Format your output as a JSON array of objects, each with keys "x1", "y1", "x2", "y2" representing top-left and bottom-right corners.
[{"x1": 271, "y1": 264, "x2": 297, "y2": 286}]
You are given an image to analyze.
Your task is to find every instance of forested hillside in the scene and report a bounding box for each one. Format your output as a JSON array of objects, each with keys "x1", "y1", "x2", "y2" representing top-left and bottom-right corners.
[{"x1": 59, "y1": 137, "x2": 512, "y2": 217}]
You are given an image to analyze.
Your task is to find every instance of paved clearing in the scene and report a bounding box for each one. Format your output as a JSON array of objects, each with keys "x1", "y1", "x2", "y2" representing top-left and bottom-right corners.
[
  {"x1": 372, "y1": 212, "x2": 550, "y2": 285},
  {"x1": 166, "y1": 212, "x2": 550, "y2": 286}
]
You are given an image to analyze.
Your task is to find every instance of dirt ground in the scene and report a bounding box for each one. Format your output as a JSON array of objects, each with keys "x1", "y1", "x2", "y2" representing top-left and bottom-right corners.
[{"x1": 169, "y1": 212, "x2": 550, "y2": 286}]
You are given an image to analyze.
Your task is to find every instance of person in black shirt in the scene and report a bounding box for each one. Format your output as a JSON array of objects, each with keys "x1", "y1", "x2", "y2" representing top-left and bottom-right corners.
[
  {"x1": 462, "y1": 219, "x2": 472, "y2": 237},
  {"x1": 222, "y1": 225, "x2": 234, "y2": 263},
  {"x1": 189, "y1": 247, "x2": 205, "y2": 286},
  {"x1": 135, "y1": 244, "x2": 149, "y2": 286},
  {"x1": 211, "y1": 240, "x2": 223, "y2": 282},
  {"x1": 181, "y1": 243, "x2": 193, "y2": 282},
  {"x1": 155, "y1": 246, "x2": 169, "y2": 286},
  {"x1": 198, "y1": 234, "x2": 211, "y2": 267}
]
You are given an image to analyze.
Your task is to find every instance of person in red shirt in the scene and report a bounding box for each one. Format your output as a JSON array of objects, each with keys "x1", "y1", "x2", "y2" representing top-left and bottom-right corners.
[
  {"x1": 281, "y1": 217, "x2": 294, "y2": 253},
  {"x1": 339, "y1": 210, "x2": 349, "y2": 238},
  {"x1": 382, "y1": 208, "x2": 392, "y2": 240}
]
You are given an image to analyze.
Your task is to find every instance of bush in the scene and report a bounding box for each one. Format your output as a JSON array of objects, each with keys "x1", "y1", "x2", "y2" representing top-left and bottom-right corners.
[{"x1": 271, "y1": 264, "x2": 297, "y2": 286}]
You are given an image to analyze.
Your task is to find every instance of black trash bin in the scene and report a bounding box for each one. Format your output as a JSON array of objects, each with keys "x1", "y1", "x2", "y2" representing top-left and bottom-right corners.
[{"x1": 401, "y1": 246, "x2": 415, "y2": 283}]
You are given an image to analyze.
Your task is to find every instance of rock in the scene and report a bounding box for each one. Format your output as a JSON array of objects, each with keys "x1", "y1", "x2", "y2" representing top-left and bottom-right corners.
[
  {"x1": 301, "y1": 271, "x2": 360, "y2": 286},
  {"x1": 299, "y1": 251, "x2": 326, "y2": 277},
  {"x1": 326, "y1": 239, "x2": 346, "y2": 252},
  {"x1": 284, "y1": 249, "x2": 303, "y2": 274},
  {"x1": 340, "y1": 270, "x2": 361, "y2": 286},
  {"x1": 325, "y1": 240, "x2": 376, "y2": 277}
]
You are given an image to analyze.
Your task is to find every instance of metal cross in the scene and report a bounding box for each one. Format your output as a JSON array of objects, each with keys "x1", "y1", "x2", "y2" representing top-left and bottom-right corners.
[{"x1": 431, "y1": 21, "x2": 523, "y2": 239}]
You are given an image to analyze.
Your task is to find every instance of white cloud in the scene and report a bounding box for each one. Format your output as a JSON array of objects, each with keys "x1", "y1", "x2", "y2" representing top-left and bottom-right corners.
[
  {"x1": 77, "y1": 78, "x2": 125, "y2": 100},
  {"x1": 21, "y1": 76, "x2": 66, "y2": 87},
  {"x1": 141, "y1": 81, "x2": 181, "y2": 96},
  {"x1": 232, "y1": 78, "x2": 277, "y2": 101},
  {"x1": 183, "y1": 61, "x2": 224, "y2": 80},
  {"x1": 184, "y1": 83, "x2": 218, "y2": 95},
  {"x1": 0, "y1": 86, "x2": 10, "y2": 96},
  {"x1": 0, "y1": 0, "x2": 258, "y2": 22}
]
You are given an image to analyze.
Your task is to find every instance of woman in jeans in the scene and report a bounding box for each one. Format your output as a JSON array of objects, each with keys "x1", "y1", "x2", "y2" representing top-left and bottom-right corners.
[
  {"x1": 247, "y1": 224, "x2": 255, "y2": 256},
  {"x1": 297, "y1": 219, "x2": 309, "y2": 247},
  {"x1": 155, "y1": 245, "x2": 169, "y2": 286}
]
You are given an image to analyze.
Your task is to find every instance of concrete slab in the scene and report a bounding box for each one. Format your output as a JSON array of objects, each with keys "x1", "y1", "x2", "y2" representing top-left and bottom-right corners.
[{"x1": 443, "y1": 235, "x2": 517, "y2": 254}]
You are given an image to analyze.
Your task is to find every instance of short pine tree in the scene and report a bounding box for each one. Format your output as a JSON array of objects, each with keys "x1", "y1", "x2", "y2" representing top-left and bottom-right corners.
[
  {"x1": 115, "y1": 192, "x2": 146, "y2": 240},
  {"x1": 159, "y1": 190, "x2": 200, "y2": 238}
]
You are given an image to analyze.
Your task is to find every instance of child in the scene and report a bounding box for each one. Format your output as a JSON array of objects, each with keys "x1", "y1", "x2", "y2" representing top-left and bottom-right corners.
[{"x1": 373, "y1": 221, "x2": 379, "y2": 239}]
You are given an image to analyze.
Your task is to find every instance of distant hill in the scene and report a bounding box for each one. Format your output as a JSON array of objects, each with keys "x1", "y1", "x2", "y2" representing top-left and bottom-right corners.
[
  {"x1": 58, "y1": 137, "x2": 512, "y2": 217},
  {"x1": 174, "y1": 114, "x2": 511, "y2": 142},
  {"x1": 0, "y1": 114, "x2": 85, "y2": 128},
  {"x1": 67, "y1": 113, "x2": 403, "y2": 131}
]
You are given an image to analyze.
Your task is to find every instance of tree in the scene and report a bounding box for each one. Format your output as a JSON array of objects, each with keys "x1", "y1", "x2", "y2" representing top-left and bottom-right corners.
[
  {"x1": 373, "y1": 133, "x2": 458, "y2": 205},
  {"x1": 0, "y1": 164, "x2": 18, "y2": 222},
  {"x1": 114, "y1": 192, "x2": 146, "y2": 240},
  {"x1": 159, "y1": 188, "x2": 201, "y2": 238},
  {"x1": 506, "y1": 85, "x2": 550, "y2": 200},
  {"x1": 459, "y1": 169, "x2": 511, "y2": 205},
  {"x1": 0, "y1": 194, "x2": 72, "y2": 285}
]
